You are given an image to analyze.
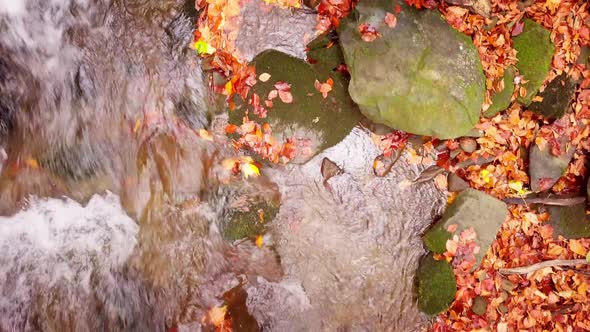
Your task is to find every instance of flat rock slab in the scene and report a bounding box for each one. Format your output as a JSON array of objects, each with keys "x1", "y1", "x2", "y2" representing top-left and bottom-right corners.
[
  {"x1": 529, "y1": 135, "x2": 575, "y2": 192},
  {"x1": 548, "y1": 203, "x2": 590, "y2": 239},
  {"x1": 338, "y1": 0, "x2": 485, "y2": 139},
  {"x1": 528, "y1": 73, "x2": 577, "y2": 119},
  {"x1": 423, "y1": 189, "x2": 508, "y2": 267},
  {"x1": 234, "y1": 0, "x2": 317, "y2": 61}
]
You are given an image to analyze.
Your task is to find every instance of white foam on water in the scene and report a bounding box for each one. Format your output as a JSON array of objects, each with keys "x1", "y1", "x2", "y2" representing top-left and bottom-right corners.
[
  {"x1": 0, "y1": 0, "x2": 26, "y2": 15},
  {"x1": 0, "y1": 193, "x2": 138, "y2": 296}
]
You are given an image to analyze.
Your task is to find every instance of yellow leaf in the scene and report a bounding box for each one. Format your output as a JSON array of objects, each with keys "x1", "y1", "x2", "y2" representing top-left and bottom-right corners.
[
  {"x1": 545, "y1": 0, "x2": 560, "y2": 11},
  {"x1": 25, "y1": 158, "x2": 39, "y2": 169},
  {"x1": 577, "y1": 281, "x2": 588, "y2": 296},
  {"x1": 224, "y1": 80, "x2": 233, "y2": 95},
  {"x1": 242, "y1": 162, "x2": 260, "y2": 178},
  {"x1": 480, "y1": 169, "x2": 492, "y2": 184},
  {"x1": 206, "y1": 305, "x2": 227, "y2": 327},
  {"x1": 255, "y1": 235, "x2": 263, "y2": 247},
  {"x1": 194, "y1": 39, "x2": 216, "y2": 55},
  {"x1": 569, "y1": 239, "x2": 587, "y2": 256},
  {"x1": 199, "y1": 129, "x2": 213, "y2": 141},
  {"x1": 133, "y1": 118, "x2": 141, "y2": 134}
]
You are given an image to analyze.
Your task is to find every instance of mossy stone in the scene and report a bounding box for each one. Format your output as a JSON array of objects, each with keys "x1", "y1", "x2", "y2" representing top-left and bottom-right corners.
[
  {"x1": 416, "y1": 254, "x2": 457, "y2": 315},
  {"x1": 223, "y1": 202, "x2": 279, "y2": 242},
  {"x1": 484, "y1": 66, "x2": 515, "y2": 117},
  {"x1": 229, "y1": 48, "x2": 362, "y2": 164},
  {"x1": 338, "y1": 0, "x2": 485, "y2": 139},
  {"x1": 513, "y1": 19, "x2": 555, "y2": 106}
]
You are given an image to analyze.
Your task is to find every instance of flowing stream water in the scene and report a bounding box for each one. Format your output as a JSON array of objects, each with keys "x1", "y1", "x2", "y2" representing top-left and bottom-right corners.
[{"x1": 0, "y1": 0, "x2": 446, "y2": 331}]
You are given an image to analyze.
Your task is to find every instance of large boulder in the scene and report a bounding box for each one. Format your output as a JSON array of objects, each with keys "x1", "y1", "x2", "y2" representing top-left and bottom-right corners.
[
  {"x1": 229, "y1": 48, "x2": 362, "y2": 164},
  {"x1": 338, "y1": 0, "x2": 485, "y2": 139}
]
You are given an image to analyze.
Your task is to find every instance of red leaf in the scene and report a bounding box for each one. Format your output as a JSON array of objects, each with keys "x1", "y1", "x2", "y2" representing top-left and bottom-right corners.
[
  {"x1": 384, "y1": 13, "x2": 397, "y2": 28},
  {"x1": 512, "y1": 20, "x2": 524, "y2": 37},
  {"x1": 278, "y1": 90, "x2": 293, "y2": 103},
  {"x1": 358, "y1": 23, "x2": 380, "y2": 42}
]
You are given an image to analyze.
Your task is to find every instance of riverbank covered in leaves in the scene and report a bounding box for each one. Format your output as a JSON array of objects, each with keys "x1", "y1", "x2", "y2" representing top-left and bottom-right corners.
[{"x1": 194, "y1": 0, "x2": 590, "y2": 330}]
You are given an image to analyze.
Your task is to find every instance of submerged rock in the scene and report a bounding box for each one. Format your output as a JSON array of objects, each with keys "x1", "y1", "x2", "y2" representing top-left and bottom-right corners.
[
  {"x1": 223, "y1": 201, "x2": 279, "y2": 242},
  {"x1": 416, "y1": 254, "x2": 457, "y2": 316},
  {"x1": 528, "y1": 73, "x2": 577, "y2": 119},
  {"x1": 529, "y1": 135, "x2": 575, "y2": 192},
  {"x1": 484, "y1": 66, "x2": 515, "y2": 117},
  {"x1": 338, "y1": 0, "x2": 485, "y2": 139},
  {"x1": 229, "y1": 49, "x2": 362, "y2": 163},
  {"x1": 513, "y1": 19, "x2": 555, "y2": 106},
  {"x1": 423, "y1": 189, "x2": 507, "y2": 266},
  {"x1": 548, "y1": 203, "x2": 590, "y2": 239}
]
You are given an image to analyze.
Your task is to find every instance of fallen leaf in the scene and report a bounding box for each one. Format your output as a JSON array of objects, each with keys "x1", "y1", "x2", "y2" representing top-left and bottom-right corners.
[
  {"x1": 206, "y1": 305, "x2": 227, "y2": 327},
  {"x1": 384, "y1": 13, "x2": 397, "y2": 28},
  {"x1": 259, "y1": 73, "x2": 271, "y2": 82}
]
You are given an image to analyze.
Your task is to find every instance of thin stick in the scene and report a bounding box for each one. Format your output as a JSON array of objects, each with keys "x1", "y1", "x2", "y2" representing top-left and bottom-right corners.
[{"x1": 499, "y1": 259, "x2": 589, "y2": 275}]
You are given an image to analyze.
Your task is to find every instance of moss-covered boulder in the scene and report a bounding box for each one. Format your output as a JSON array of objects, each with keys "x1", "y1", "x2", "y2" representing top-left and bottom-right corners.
[
  {"x1": 529, "y1": 135, "x2": 575, "y2": 192},
  {"x1": 416, "y1": 254, "x2": 457, "y2": 315},
  {"x1": 423, "y1": 189, "x2": 507, "y2": 266},
  {"x1": 229, "y1": 46, "x2": 362, "y2": 164},
  {"x1": 484, "y1": 66, "x2": 515, "y2": 117},
  {"x1": 528, "y1": 73, "x2": 577, "y2": 119},
  {"x1": 223, "y1": 201, "x2": 279, "y2": 242},
  {"x1": 513, "y1": 19, "x2": 555, "y2": 106},
  {"x1": 548, "y1": 203, "x2": 590, "y2": 239},
  {"x1": 338, "y1": 0, "x2": 485, "y2": 139}
]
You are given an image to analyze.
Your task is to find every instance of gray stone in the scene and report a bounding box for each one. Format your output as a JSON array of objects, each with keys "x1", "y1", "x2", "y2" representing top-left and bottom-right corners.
[
  {"x1": 423, "y1": 189, "x2": 507, "y2": 266},
  {"x1": 528, "y1": 73, "x2": 577, "y2": 119},
  {"x1": 548, "y1": 203, "x2": 590, "y2": 239},
  {"x1": 529, "y1": 135, "x2": 575, "y2": 192},
  {"x1": 338, "y1": 0, "x2": 485, "y2": 139}
]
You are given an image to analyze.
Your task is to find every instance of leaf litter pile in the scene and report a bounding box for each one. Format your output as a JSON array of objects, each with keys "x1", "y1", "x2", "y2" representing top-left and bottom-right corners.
[{"x1": 192, "y1": 0, "x2": 590, "y2": 329}]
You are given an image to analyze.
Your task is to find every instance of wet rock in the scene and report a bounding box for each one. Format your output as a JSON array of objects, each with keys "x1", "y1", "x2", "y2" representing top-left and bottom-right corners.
[
  {"x1": 338, "y1": 0, "x2": 485, "y2": 139},
  {"x1": 484, "y1": 66, "x2": 515, "y2": 117},
  {"x1": 223, "y1": 201, "x2": 279, "y2": 241},
  {"x1": 447, "y1": 173, "x2": 470, "y2": 192},
  {"x1": 229, "y1": 49, "x2": 362, "y2": 163},
  {"x1": 528, "y1": 73, "x2": 577, "y2": 119},
  {"x1": 234, "y1": 1, "x2": 317, "y2": 61},
  {"x1": 416, "y1": 254, "x2": 457, "y2": 316},
  {"x1": 548, "y1": 203, "x2": 590, "y2": 239},
  {"x1": 423, "y1": 189, "x2": 507, "y2": 266},
  {"x1": 529, "y1": 136, "x2": 575, "y2": 192},
  {"x1": 443, "y1": 0, "x2": 491, "y2": 17},
  {"x1": 513, "y1": 19, "x2": 555, "y2": 106}
]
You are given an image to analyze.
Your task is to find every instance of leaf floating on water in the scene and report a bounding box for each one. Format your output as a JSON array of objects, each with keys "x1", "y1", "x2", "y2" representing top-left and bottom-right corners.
[
  {"x1": 412, "y1": 165, "x2": 446, "y2": 184},
  {"x1": 384, "y1": 13, "x2": 397, "y2": 28},
  {"x1": 242, "y1": 162, "x2": 260, "y2": 179},
  {"x1": 204, "y1": 305, "x2": 227, "y2": 327},
  {"x1": 255, "y1": 235, "x2": 264, "y2": 248},
  {"x1": 321, "y1": 157, "x2": 343, "y2": 182}
]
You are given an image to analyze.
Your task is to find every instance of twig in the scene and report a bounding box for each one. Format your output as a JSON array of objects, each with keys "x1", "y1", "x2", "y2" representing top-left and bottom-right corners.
[
  {"x1": 503, "y1": 196, "x2": 586, "y2": 206},
  {"x1": 499, "y1": 259, "x2": 589, "y2": 275}
]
